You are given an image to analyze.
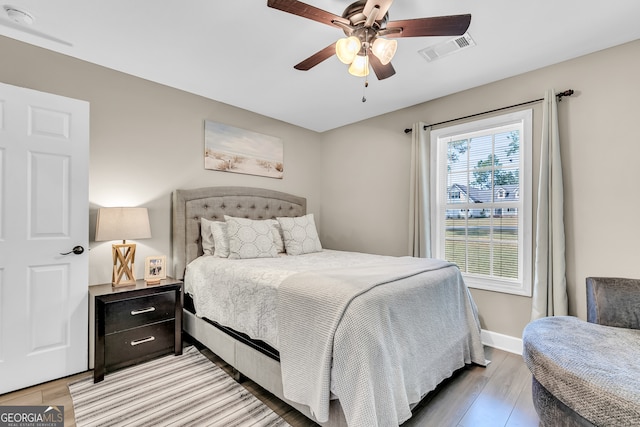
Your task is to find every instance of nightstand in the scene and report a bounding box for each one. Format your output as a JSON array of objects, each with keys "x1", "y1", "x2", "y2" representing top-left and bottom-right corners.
[{"x1": 90, "y1": 278, "x2": 183, "y2": 383}]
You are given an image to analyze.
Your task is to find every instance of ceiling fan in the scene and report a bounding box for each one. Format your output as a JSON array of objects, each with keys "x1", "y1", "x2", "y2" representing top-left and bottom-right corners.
[{"x1": 267, "y1": 0, "x2": 471, "y2": 80}]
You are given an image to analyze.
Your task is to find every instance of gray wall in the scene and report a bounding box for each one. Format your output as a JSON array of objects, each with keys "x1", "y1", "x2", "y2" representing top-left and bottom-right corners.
[
  {"x1": 0, "y1": 36, "x2": 323, "y2": 285},
  {"x1": 2, "y1": 34, "x2": 639, "y2": 340},
  {"x1": 319, "y1": 39, "x2": 640, "y2": 338}
]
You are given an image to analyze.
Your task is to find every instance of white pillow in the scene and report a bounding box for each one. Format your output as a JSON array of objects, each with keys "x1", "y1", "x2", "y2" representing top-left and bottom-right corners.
[
  {"x1": 224, "y1": 216, "x2": 279, "y2": 259},
  {"x1": 210, "y1": 221, "x2": 230, "y2": 258},
  {"x1": 200, "y1": 217, "x2": 216, "y2": 255},
  {"x1": 277, "y1": 214, "x2": 322, "y2": 255}
]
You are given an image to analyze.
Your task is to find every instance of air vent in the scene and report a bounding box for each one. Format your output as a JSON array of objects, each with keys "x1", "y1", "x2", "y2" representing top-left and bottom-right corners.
[{"x1": 418, "y1": 32, "x2": 476, "y2": 62}]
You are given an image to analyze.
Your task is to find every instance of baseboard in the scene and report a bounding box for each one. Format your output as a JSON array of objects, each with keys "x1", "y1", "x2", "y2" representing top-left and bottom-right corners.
[{"x1": 481, "y1": 329, "x2": 523, "y2": 355}]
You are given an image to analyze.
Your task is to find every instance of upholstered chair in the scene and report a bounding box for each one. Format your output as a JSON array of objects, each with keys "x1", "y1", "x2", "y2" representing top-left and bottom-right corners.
[
  {"x1": 522, "y1": 277, "x2": 640, "y2": 427},
  {"x1": 586, "y1": 276, "x2": 640, "y2": 329}
]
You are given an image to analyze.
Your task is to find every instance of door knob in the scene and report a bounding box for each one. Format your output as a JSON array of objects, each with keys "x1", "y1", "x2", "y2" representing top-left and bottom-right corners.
[{"x1": 60, "y1": 245, "x2": 85, "y2": 255}]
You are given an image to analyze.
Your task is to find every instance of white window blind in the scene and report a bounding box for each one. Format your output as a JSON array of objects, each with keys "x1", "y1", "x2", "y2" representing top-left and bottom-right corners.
[{"x1": 431, "y1": 110, "x2": 532, "y2": 296}]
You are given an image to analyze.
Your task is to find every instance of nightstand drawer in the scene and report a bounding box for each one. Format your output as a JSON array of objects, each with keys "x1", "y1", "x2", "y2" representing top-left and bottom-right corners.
[
  {"x1": 105, "y1": 320, "x2": 175, "y2": 369},
  {"x1": 105, "y1": 290, "x2": 176, "y2": 333}
]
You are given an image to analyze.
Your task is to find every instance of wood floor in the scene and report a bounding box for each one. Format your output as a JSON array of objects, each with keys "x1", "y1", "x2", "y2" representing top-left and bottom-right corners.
[{"x1": 0, "y1": 345, "x2": 538, "y2": 427}]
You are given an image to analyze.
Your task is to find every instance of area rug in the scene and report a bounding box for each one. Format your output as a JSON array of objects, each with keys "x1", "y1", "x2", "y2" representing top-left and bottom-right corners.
[{"x1": 69, "y1": 346, "x2": 290, "y2": 427}]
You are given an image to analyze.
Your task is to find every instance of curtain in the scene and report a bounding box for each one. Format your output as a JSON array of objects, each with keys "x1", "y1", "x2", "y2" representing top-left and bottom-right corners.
[
  {"x1": 531, "y1": 89, "x2": 568, "y2": 320},
  {"x1": 408, "y1": 122, "x2": 431, "y2": 258}
]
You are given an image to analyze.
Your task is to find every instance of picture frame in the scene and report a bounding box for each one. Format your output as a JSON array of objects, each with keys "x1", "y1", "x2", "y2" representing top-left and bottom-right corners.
[
  {"x1": 144, "y1": 255, "x2": 166, "y2": 284},
  {"x1": 204, "y1": 120, "x2": 284, "y2": 179}
]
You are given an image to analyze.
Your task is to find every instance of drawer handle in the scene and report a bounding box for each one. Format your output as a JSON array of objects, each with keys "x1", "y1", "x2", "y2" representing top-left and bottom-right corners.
[
  {"x1": 131, "y1": 307, "x2": 155, "y2": 316},
  {"x1": 131, "y1": 336, "x2": 155, "y2": 346}
]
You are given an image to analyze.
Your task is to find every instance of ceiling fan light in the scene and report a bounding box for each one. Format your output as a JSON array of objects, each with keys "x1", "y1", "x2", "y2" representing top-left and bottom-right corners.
[
  {"x1": 348, "y1": 55, "x2": 369, "y2": 77},
  {"x1": 336, "y1": 36, "x2": 361, "y2": 64},
  {"x1": 372, "y1": 37, "x2": 397, "y2": 65}
]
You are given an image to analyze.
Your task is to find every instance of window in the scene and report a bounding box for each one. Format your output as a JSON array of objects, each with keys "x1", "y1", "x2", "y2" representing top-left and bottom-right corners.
[{"x1": 431, "y1": 110, "x2": 532, "y2": 296}]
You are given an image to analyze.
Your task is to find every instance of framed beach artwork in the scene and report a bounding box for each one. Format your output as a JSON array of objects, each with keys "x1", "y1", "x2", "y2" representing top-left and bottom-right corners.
[{"x1": 204, "y1": 120, "x2": 284, "y2": 179}]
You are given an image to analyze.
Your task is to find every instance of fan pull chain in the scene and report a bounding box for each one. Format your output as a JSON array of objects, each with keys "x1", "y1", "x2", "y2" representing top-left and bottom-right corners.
[
  {"x1": 362, "y1": 78, "x2": 368, "y2": 102},
  {"x1": 362, "y1": 54, "x2": 369, "y2": 103}
]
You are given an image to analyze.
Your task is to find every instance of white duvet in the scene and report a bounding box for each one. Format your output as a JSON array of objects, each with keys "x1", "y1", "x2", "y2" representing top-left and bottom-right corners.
[{"x1": 184, "y1": 249, "x2": 397, "y2": 349}]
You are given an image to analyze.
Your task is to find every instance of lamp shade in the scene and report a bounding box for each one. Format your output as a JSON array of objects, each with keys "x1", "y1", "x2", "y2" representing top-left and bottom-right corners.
[
  {"x1": 336, "y1": 36, "x2": 361, "y2": 64},
  {"x1": 95, "y1": 207, "x2": 151, "y2": 242},
  {"x1": 372, "y1": 37, "x2": 397, "y2": 65},
  {"x1": 348, "y1": 54, "x2": 370, "y2": 77}
]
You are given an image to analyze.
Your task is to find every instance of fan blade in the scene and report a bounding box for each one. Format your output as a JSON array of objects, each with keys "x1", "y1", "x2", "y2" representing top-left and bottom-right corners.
[
  {"x1": 363, "y1": 0, "x2": 393, "y2": 21},
  {"x1": 267, "y1": 0, "x2": 350, "y2": 27},
  {"x1": 294, "y1": 42, "x2": 337, "y2": 71},
  {"x1": 368, "y1": 52, "x2": 396, "y2": 80},
  {"x1": 384, "y1": 14, "x2": 471, "y2": 38}
]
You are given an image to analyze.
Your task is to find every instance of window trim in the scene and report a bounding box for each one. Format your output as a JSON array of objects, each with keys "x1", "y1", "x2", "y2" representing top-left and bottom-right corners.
[{"x1": 430, "y1": 109, "x2": 533, "y2": 296}]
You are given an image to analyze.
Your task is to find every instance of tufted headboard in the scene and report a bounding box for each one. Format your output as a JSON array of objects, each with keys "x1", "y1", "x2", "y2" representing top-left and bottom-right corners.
[{"x1": 172, "y1": 186, "x2": 307, "y2": 279}]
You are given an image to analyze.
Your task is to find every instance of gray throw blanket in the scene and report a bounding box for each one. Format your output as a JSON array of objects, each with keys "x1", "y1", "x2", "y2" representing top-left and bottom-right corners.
[{"x1": 278, "y1": 257, "x2": 486, "y2": 426}]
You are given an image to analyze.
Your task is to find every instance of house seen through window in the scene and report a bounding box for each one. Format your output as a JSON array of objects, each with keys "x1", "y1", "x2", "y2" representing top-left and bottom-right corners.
[{"x1": 431, "y1": 110, "x2": 532, "y2": 296}]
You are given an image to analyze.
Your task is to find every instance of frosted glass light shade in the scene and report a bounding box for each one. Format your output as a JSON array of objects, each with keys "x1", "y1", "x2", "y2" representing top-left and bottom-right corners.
[
  {"x1": 95, "y1": 207, "x2": 151, "y2": 242},
  {"x1": 372, "y1": 37, "x2": 397, "y2": 65},
  {"x1": 348, "y1": 55, "x2": 370, "y2": 77},
  {"x1": 336, "y1": 36, "x2": 361, "y2": 64}
]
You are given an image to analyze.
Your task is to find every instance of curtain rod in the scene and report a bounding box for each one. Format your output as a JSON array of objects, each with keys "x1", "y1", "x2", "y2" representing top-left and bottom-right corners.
[{"x1": 403, "y1": 89, "x2": 574, "y2": 134}]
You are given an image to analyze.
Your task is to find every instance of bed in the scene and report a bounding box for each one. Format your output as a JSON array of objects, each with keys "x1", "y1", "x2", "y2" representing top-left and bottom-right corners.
[{"x1": 172, "y1": 186, "x2": 486, "y2": 426}]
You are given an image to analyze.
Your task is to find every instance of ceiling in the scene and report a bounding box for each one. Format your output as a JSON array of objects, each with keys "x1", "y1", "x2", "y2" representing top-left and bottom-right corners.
[{"x1": 1, "y1": 1, "x2": 640, "y2": 132}]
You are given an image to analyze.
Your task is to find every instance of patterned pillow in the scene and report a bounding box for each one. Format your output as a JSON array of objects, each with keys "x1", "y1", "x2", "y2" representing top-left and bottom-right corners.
[
  {"x1": 210, "y1": 221, "x2": 230, "y2": 258},
  {"x1": 277, "y1": 214, "x2": 322, "y2": 255},
  {"x1": 224, "y1": 216, "x2": 279, "y2": 259},
  {"x1": 200, "y1": 217, "x2": 216, "y2": 255}
]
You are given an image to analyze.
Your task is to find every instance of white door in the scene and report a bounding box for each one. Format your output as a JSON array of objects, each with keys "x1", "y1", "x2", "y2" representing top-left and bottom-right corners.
[{"x1": 0, "y1": 81, "x2": 89, "y2": 394}]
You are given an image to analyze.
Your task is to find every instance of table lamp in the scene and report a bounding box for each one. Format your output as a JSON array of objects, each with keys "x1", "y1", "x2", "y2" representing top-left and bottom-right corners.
[{"x1": 95, "y1": 207, "x2": 151, "y2": 286}]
